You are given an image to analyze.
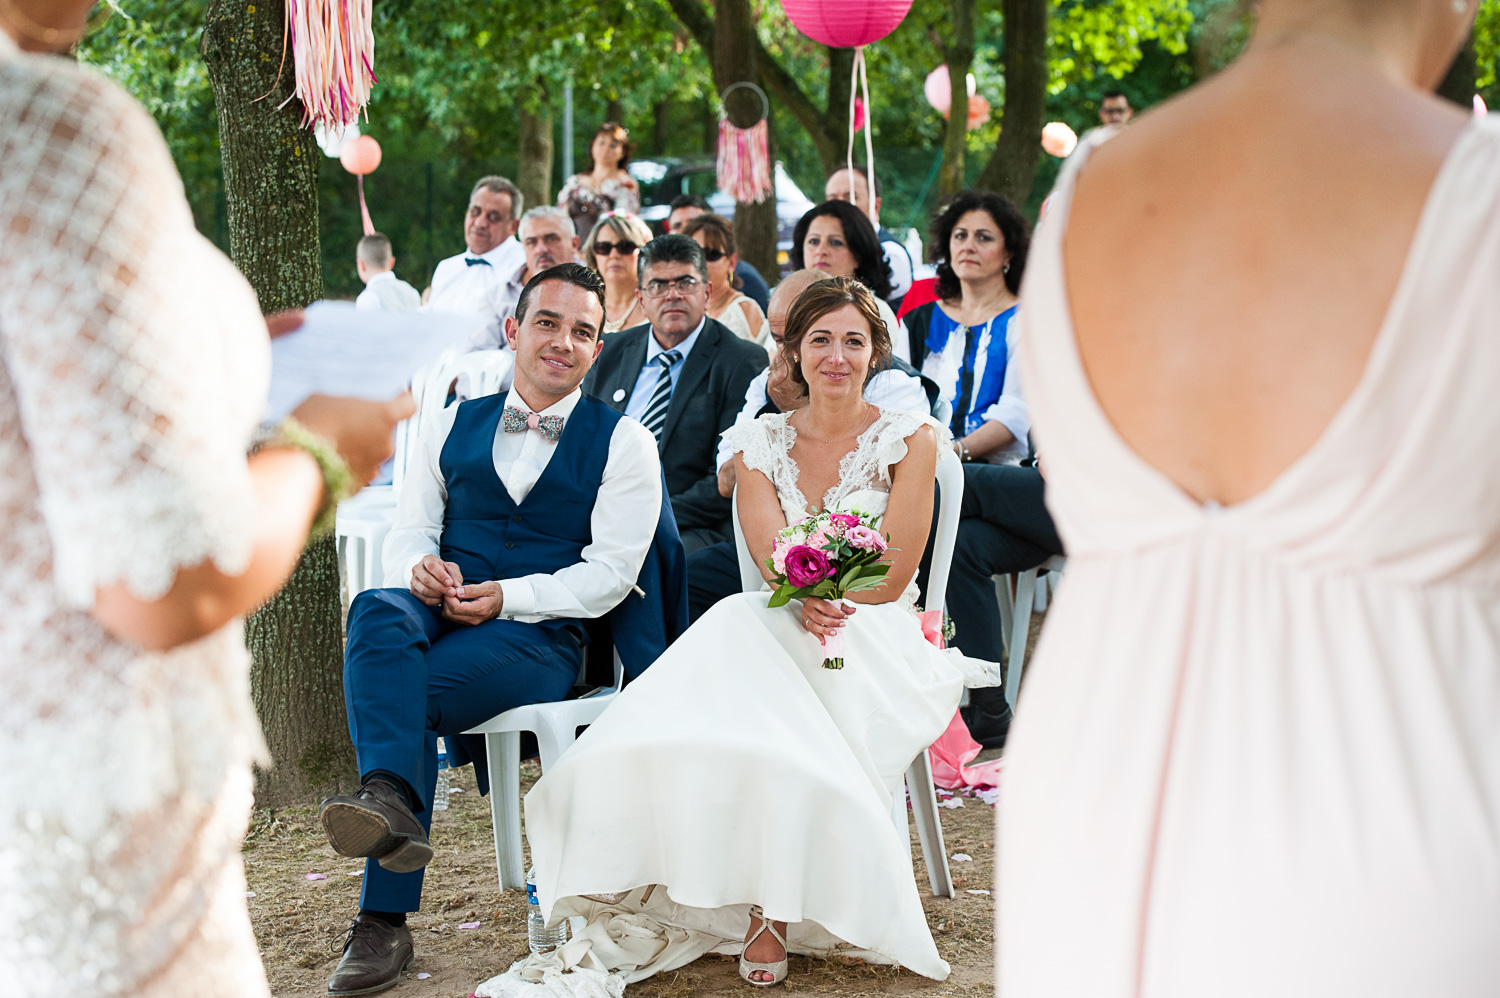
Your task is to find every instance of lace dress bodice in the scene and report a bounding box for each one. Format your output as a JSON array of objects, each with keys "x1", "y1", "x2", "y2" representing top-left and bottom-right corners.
[
  {"x1": 1, "y1": 36, "x2": 271, "y2": 994},
  {"x1": 723, "y1": 408, "x2": 948, "y2": 612}
]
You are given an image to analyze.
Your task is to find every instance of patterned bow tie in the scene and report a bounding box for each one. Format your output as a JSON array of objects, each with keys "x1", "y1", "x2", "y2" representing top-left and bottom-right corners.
[
  {"x1": 465, "y1": 257, "x2": 491, "y2": 267},
  {"x1": 502, "y1": 406, "x2": 565, "y2": 442}
]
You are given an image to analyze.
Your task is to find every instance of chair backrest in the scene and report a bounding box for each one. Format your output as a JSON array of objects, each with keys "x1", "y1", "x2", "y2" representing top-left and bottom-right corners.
[
  {"x1": 392, "y1": 350, "x2": 461, "y2": 491},
  {"x1": 925, "y1": 450, "x2": 964, "y2": 616},
  {"x1": 449, "y1": 349, "x2": 515, "y2": 402},
  {"x1": 730, "y1": 490, "x2": 764, "y2": 593},
  {"x1": 729, "y1": 448, "x2": 964, "y2": 613}
]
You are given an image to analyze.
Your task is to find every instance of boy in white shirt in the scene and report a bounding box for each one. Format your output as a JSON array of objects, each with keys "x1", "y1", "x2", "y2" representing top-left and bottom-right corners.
[{"x1": 355, "y1": 233, "x2": 422, "y2": 313}]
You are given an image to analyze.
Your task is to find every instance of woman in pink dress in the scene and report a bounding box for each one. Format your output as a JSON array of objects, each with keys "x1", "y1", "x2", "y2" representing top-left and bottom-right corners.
[{"x1": 1001, "y1": 2, "x2": 1500, "y2": 995}]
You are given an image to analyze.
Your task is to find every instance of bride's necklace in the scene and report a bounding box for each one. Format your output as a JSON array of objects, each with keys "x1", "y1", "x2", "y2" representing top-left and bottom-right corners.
[{"x1": 798, "y1": 404, "x2": 879, "y2": 445}]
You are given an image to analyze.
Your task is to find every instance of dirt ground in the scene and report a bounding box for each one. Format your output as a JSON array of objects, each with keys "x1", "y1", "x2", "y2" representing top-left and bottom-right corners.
[{"x1": 246, "y1": 751, "x2": 1005, "y2": 998}]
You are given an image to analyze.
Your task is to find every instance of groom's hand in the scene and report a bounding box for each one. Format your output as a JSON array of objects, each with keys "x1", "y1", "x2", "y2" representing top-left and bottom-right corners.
[
  {"x1": 443, "y1": 580, "x2": 503, "y2": 625},
  {"x1": 411, "y1": 555, "x2": 463, "y2": 606}
]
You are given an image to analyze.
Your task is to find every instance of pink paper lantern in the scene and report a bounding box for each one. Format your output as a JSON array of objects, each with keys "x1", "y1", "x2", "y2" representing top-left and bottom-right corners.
[
  {"x1": 339, "y1": 135, "x2": 383, "y2": 176},
  {"x1": 781, "y1": 0, "x2": 913, "y2": 48},
  {"x1": 924, "y1": 65, "x2": 978, "y2": 117}
]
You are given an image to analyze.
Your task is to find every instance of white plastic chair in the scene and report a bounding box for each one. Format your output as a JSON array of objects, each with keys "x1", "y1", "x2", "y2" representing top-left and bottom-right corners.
[
  {"x1": 463, "y1": 652, "x2": 626, "y2": 891},
  {"x1": 995, "y1": 554, "x2": 1067, "y2": 709},
  {"x1": 729, "y1": 449, "x2": 965, "y2": 899},
  {"x1": 447, "y1": 348, "x2": 513, "y2": 402}
]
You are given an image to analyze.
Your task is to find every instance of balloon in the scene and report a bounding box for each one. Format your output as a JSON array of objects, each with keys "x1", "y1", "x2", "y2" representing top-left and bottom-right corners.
[
  {"x1": 966, "y1": 94, "x2": 991, "y2": 131},
  {"x1": 924, "y1": 65, "x2": 978, "y2": 116},
  {"x1": 1041, "y1": 121, "x2": 1079, "y2": 157},
  {"x1": 339, "y1": 135, "x2": 382, "y2": 176},
  {"x1": 781, "y1": 0, "x2": 913, "y2": 48}
]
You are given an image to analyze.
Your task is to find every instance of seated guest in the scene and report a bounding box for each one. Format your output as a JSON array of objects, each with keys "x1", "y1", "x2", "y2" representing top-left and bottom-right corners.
[
  {"x1": 426, "y1": 175, "x2": 526, "y2": 353},
  {"x1": 666, "y1": 194, "x2": 771, "y2": 313},
  {"x1": 583, "y1": 211, "x2": 654, "y2": 334},
  {"x1": 686, "y1": 269, "x2": 936, "y2": 621},
  {"x1": 355, "y1": 233, "x2": 421, "y2": 313},
  {"x1": 680, "y1": 212, "x2": 767, "y2": 344},
  {"x1": 824, "y1": 164, "x2": 914, "y2": 303},
  {"x1": 318, "y1": 264, "x2": 674, "y2": 995},
  {"x1": 583, "y1": 234, "x2": 768, "y2": 553},
  {"x1": 902, "y1": 190, "x2": 1061, "y2": 748},
  {"x1": 790, "y1": 200, "x2": 906, "y2": 360},
  {"x1": 503, "y1": 206, "x2": 580, "y2": 315}
]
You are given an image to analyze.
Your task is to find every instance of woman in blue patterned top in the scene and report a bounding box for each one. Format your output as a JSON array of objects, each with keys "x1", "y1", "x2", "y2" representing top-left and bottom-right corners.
[{"x1": 901, "y1": 190, "x2": 1031, "y2": 464}]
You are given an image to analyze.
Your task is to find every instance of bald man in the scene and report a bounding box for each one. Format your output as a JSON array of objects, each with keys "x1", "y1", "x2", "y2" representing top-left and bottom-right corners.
[
  {"x1": 824, "y1": 166, "x2": 914, "y2": 302},
  {"x1": 685, "y1": 270, "x2": 936, "y2": 622}
]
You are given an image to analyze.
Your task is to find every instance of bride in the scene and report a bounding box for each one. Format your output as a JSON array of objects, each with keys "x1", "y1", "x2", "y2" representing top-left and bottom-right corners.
[{"x1": 485, "y1": 276, "x2": 996, "y2": 995}]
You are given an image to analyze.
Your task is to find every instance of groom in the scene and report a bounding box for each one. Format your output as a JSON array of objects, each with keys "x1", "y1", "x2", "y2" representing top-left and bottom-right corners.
[{"x1": 319, "y1": 263, "x2": 667, "y2": 995}]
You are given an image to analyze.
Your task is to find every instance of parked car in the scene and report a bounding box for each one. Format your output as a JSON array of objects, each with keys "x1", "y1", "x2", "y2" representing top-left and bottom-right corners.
[{"x1": 630, "y1": 157, "x2": 816, "y2": 261}]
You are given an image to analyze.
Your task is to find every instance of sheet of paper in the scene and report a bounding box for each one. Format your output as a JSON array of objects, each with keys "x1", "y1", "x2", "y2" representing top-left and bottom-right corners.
[{"x1": 265, "y1": 301, "x2": 487, "y2": 422}]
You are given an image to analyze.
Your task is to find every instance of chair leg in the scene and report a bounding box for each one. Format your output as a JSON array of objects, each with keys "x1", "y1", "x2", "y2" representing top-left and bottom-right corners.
[
  {"x1": 485, "y1": 730, "x2": 526, "y2": 891},
  {"x1": 906, "y1": 751, "x2": 954, "y2": 898},
  {"x1": 1034, "y1": 571, "x2": 1049, "y2": 612},
  {"x1": 995, "y1": 575, "x2": 1015, "y2": 655},
  {"x1": 535, "y1": 720, "x2": 577, "y2": 773},
  {"x1": 1005, "y1": 570, "x2": 1038, "y2": 710}
]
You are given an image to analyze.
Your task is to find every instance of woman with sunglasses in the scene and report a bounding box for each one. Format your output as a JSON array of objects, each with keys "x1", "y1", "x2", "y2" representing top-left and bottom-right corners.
[
  {"x1": 680, "y1": 212, "x2": 767, "y2": 345},
  {"x1": 582, "y1": 212, "x2": 654, "y2": 333}
]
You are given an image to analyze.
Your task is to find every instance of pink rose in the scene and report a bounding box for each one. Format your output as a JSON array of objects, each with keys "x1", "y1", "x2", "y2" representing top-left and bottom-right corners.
[
  {"x1": 806, "y1": 524, "x2": 837, "y2": 551},
  {"x1": 772, "y1": 537, "x2": 792, "y2": 575},
  {"x1": 829, "y1": 513, "x2": 861, "y2": 530},
  {"x1": 846, "y1": 525, "x2": 887, "y2": 552},
  {"x1": 784, "y1": 545, "x2": 835, "y2": 587}
]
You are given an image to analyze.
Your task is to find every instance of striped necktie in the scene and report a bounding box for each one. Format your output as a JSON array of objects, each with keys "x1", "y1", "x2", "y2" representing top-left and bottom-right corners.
[{"x1": 640, "y1": 349, "x2": 682, "y2": 444}]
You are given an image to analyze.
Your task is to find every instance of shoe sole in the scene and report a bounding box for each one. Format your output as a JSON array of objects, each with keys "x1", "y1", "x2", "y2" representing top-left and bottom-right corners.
[
  {"x1": 320, "y1": 802, "x2": 434, "y2": 874},
  {"x1": 328, "y1": 952, "x2": 414, "y2": 995}
]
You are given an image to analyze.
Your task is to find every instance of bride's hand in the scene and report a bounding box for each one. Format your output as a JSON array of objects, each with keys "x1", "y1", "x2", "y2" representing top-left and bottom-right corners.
[{"x1": 800, "y1": 596, "x2": 854, "y2": 638}]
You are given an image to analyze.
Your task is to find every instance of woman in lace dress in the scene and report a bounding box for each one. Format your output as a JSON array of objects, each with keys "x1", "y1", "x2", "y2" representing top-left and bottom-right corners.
[
  {"x1": 483, "y1": 277, "x2": 994, "y2": 996},
  {"x1": 0, "y1": 8, "x2": 405, "y2": 995},
  {"x1": 557, "y1": 121, "x2": 642, "y2": 240}
]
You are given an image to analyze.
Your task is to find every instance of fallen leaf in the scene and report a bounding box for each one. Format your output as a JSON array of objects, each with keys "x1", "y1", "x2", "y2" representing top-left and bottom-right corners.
[
  {"x1": 305, "y1": 873, "x2": 327, "y2": 881},
  {"x1": 458, "y1": 921, "x2": 481, "y2": 930},
  {"x1": 450, "y1": 788, "x2": 464, "y2": 794},
  {"x1": 965, "y1": 889, "x2": 991, "y2": 896},
  {"x1": 416, "y1": 972, "x2": 431, "y2": 979},
  {"x1": 347, "y1": 870, "x2": 363, "y2": 877},
  {"x1": 951, "y1": 853, "x2": 973, "y2": 862},
  {"x1": 937, "y1": 798, "x2": 966, "y2": 809},
  {"x1": 245, "y1": 891, "x2": 256, "y2": 898}
]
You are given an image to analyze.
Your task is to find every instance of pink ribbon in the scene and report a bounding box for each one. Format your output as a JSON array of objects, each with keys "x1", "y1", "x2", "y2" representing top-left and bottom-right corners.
[
  {"x1": 916, "y1": 609, "x2": 944, "y2": 649},
  {"x1": 916, "y1": 609, "x2": 1004, "y2": 789}
]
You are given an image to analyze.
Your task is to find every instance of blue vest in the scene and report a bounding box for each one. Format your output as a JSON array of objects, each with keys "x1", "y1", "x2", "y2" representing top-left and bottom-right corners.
[{"x1": 438, "y1": 393, "x2": 617, "y2": 594}]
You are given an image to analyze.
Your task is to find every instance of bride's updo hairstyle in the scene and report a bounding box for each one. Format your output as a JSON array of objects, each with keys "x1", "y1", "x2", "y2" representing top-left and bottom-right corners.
[{"x1": 781, "y1": 276, "x2": 892, "y2": 389}]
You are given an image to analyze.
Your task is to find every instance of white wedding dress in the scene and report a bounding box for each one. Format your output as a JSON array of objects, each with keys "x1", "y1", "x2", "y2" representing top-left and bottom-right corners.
[{"x1": 477, "y1": 409, "x2": 993, "y2": 997}]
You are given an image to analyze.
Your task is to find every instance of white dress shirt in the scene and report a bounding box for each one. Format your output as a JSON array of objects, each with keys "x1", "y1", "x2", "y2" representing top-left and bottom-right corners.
[
  {"x1": 355, "y1": 270, "x2": 422, "y2": 313},
  {"x1": 715, "y1": 366, "x2": 932, "y2": 470},
  {"x1": 381, "y1": 387, "x2": 662, "y2": 622},
  {"x1": 622, "y1": 317, "x2": 707, "y2": 422},
  {"x1": 426, "y1": 237, "x2": 526, "y2": 352}
]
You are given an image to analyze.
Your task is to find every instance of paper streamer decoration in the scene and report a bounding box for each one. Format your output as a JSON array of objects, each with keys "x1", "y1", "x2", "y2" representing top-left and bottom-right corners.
[
  {"x1": 273, "y1": 0, "x2": 377, "y2": 130},
  {"x1": 717, "y1": 82, "x2": 773, "y2": 204}
]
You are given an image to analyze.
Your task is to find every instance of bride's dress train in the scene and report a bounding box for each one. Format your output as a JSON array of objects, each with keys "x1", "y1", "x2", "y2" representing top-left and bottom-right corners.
[{"x1": 475, "y1": 409, "x2": 996, "y2": 996}]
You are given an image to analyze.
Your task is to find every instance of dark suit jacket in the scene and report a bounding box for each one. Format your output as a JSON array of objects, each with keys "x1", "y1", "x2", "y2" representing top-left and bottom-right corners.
[{"x1": 583, "y1": 317, "x2": 769, "y2": 542}]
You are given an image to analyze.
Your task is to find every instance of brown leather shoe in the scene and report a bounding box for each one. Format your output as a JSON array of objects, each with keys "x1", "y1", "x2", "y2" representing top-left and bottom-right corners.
[
  {"x1": 319, "y1": 780, "x2": 433, "y2": 873},
  {"x1": 328, "y1": 914, "x2": 414, "y2": 995}
]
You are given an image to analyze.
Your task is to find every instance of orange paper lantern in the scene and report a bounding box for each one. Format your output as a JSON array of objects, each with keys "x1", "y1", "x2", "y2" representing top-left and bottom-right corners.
[
  {"x1": 1041, "y1": 121, "x2": 1079, "y2": 158},
  {"x1": 339, "y1": 135, "x2": 383, "y2": 176}
]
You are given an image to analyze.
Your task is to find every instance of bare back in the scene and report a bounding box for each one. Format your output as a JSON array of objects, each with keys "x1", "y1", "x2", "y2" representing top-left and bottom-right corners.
[{"x1": 1064, "y1": 45, "x2": 1469, "y2": 506}]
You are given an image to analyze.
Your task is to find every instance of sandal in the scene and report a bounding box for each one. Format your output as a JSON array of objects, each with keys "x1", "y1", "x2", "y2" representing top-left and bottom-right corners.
[{"x1": 739, "y1": 905, "x2": 789, "y2": 988}]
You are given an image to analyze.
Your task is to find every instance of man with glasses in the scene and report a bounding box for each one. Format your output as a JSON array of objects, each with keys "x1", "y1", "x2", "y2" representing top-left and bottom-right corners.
[{"x1": 584, "y1": 234, "x2": 768, "y2": 552}]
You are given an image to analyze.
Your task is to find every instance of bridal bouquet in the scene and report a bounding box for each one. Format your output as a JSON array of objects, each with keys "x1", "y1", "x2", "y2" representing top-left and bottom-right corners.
[{"x1": 766, "y1": 510, "x2": 893, "y2": 669}]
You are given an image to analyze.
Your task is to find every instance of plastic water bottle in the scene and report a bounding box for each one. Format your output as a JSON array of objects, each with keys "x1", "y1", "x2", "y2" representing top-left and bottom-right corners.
[
  {"x1": 432, "y1": 738, "x2": 449, "y2": 812},
  {"x1": 526, "y1": 868, "x2": 568, "y2": 954}
]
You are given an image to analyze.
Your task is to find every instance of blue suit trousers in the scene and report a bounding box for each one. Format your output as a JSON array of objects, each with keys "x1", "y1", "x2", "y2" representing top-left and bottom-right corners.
[{"x1": 343, "y1": 588, "x2": 581, "y2": 913}]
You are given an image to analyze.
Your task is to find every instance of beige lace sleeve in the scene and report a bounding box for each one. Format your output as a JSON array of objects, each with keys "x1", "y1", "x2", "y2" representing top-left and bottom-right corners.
[{"x1": 0, "y1": 57, "x2": 270, "y2": 609}]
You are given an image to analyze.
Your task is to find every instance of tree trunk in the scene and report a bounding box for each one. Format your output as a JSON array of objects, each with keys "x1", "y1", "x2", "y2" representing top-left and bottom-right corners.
[
  {"x1": 605, "y1": 97, "x2": 624, "y2": 125},
  {"x1": 939, "y1": 0, "x2": 976, "y2": 199},
  {"x1": 1437, "y1": 35, "x2": 1477, "y2": 108},
  {"x1": 714, "y1": 0, "x2": 778, "y2": 277},
  {"x1": 653, "y1": 98, "x2": 672, "y2": 152},
  {"x1": 977, "y1": 0, "x2": 1048, "y2": 207},
  {"x1": 519, "y1": 82, "x2": 554, "y2": 215},
  {"x1": 202, "y1": 0, "x2": 357, "y2": 808},
  {"x1": 822, "y1": 45, "x2": 854, "y2": 175}
]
